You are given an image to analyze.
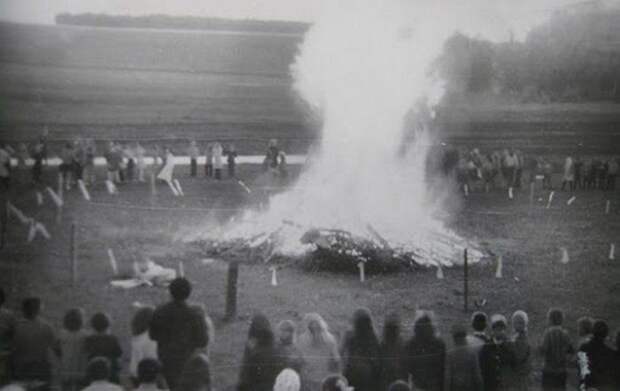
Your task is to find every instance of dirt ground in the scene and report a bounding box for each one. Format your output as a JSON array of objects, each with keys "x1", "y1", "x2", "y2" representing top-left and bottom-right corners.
[{"x1": 1, "y1": 163, "x2": 619, "y2": 391}]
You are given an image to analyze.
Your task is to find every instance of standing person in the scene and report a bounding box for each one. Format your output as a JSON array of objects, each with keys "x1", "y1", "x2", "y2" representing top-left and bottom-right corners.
[
  {"x1": 0, "y1": 143, "x2": 12, "y2": 191},
  {"x1": 444, "y1": 323, "x2": 483, "y2": 391},
  {"x1": 297, "y1": 313, "x2": 341, "y2": 391},
  {"x1": 54, "y1": 308, "x2": 88, "y2": 391},
  {"x1": 31, "y1": 140, "x2": 45, "y2": 185},
  {"x1": 81, "y1": 357, "x2": 123, "y2": 391},
  {"x1": 149, "y1": 278, "x2": 209, "y2": 390},
  {"x1": 84, "y1": 313, "x2": 123, "y2": 384},
  {"x1": 237, "y1": 313, "x2": 280, "y2": 391},
  {"x1": 135, "y1": 142, "x2": 146, "y2": 182},
  {"x1": 607, "y1": 157, "x2": 618, "y2": 191},
  {"x1": 506, "y1": 311, "x2": 531, "y2": 391},
  {"x1": 0, "y1": 288, "x2": 15, "y2": 385},
  {"x1": 83, "y1": 140, "x2": 97, "y2": 186},
  {"x1": 129, "y1": 307, "x2": 158, "y2": 385},
  {"x1": 123, "y1": 144, "x2": 135, "y2": 182},
  {"x1": 578, "y1": 320, "x2": 615, "y2": 390},
  {"x1": 275, "y1": 320, "x2": 304, "y2": 373},
  {"x1": 225, "y1": 143, "x2": 237, "y2": 179},
  {"x1": 60, "y1": 142, "x2": 74, "y2": 190},
  {"x1": 539, "y1": 308, "x2": 574, "y2": 391},
  {"x1": 403, "y1": 311, "x2": 446, "y2": 391},
  {"x1": 156, "y1": 148, "x2": 176, "y2": 185},
  {"x1": 340, "y1": 308, "x2": 381, "y2": 391},
  {"x1": 504, "y1": 149, "x2": 518, "y2": 195},
  {"x1": 479, "y1": 314, "x2": 516, "y2": 391},
  {"x1": 16, "y1": 143, "x2": 29, "y2": 184},
  {"x1": 212, "y1": 142, "x2": 223, "y2": 180},
  {"x1": 9, "y1": 297, "x2": 56, "y2": 389},
  {"x1": 573, "y1": 157, "x2": 583, "y2": 190},
  {"x1": 104, "y1": 142, "x2": 121, "y2": 184},
  {"x1": 265, "y1": 139, "x2": 279, "y2": 173},
  {"x1": 177, "y1": 353, "x2": 211, "y2": 391},
  {"x1": 278, "y1": 151, "x2": 288, "y2": 180},
  {"x1": 204, "y1": 144, "x2": 213, "y2": 178},
  {"x1": 542, "y1": 158, "x2": 553, "y2": 190},
  {"x1": 466, "y1": 312, "x2": 490, "y2": 350},
  {"x1": 187, "y1": 141, "x2": 199, "y2": 178},
  {"x1": 73, "y1": 139, "x2": 86, "y2": 184},
  {"x1": 561, "y1": 156, "x2": 574, "y2": 191},
  {"x1": 379, "y1": 312, "x2": 405, "y2": 389}
]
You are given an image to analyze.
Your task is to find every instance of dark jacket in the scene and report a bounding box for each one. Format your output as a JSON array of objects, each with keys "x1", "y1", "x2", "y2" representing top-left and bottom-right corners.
[
  {"x1": 579, "y1": 339, "x2": 616, "y2": 389},
  {"x1": 237, "y1": 341, "x2": 280, "y2": 391},
  {"x1": 84, "y1": 334, "x2": 122, "y2": 383},
  {"x1": 341, "y1": 330, "x2": 381, "y2": 391},
  {"x1": 404, "y1": 336, "x2": 446, "y2": 391},
  {"x1": 479, "y1": 339, "x2": 515, "y2": 391}
]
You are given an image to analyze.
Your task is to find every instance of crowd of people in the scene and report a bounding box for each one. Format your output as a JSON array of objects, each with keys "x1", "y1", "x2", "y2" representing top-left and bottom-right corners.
[
  {"x1": 0, "y1": 136, "x2": 290, "y2": 193},
  {"x1": 1, "y1": 280, "x2": 619, "y2": 391},
  {"x1": 447, "y1": 148, "x2": 619, "y2": 195}
]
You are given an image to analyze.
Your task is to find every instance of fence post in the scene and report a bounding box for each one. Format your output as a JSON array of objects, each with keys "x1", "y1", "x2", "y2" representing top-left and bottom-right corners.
[{"x1": 225, "y1": 261, "x2": 239, "y2": 321}]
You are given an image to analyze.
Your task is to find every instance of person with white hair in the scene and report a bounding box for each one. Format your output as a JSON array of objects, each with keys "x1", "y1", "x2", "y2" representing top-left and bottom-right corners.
[
  {"x1": 507, "y1": 311, "x2": 531, "y2": 391},
  {"x1": 273, "y1": 368, "x2": 301, "y2": 391},
  {"x1": 296, "y1": 313, "x2": 341, "y2": 391}
]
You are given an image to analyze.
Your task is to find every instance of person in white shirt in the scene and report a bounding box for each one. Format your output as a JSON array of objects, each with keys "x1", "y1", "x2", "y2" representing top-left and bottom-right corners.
[
  {"x1": 81, "y1": 357, "x2": 122, "y2": 391},
  {"x1": 130, "y1": 307, "x2": 158, "y2": 383}
]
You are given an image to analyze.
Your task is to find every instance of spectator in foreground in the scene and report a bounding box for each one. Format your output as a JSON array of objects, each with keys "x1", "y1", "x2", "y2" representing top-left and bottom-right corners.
[
  {"x1": 273, "y1": 368, "x2": 301, "y2": 391},
  {"x1": 576, "y1": 316, "x2": 593, "y2": 347},
  {"x1": 130, "y1": 306, "x2": 158, "y2": 384},
  {"x1": 320, "y1": 375, "x2": 351, "y2": 391},
  {"x1": 378, "y1": 312, "x2": 404, "y2": 389},
  {"x1": 340, "y1": 308, "x2": 380, "y2": 391},
  {"x1": 10, "y1": 297, "x2": 56, "y2": 389},
  {"x1": 275, "y1": 320, "x2": 304, "y2": 373},
  {"x1": 81, "y1": 357, "x2": 122, "y2": 391},
  {"x1": 149, "y1": 278, "x2": 208, "y2": 390},
  {"x1": 507, "y1": 310, "x2": 531, "y2": 391},
  {"x1": 55, "y1": 308, "x2": 88, "y2": 391},
  {"x1": 444, "y1": 323, "x2": 482, "y2": 391},
  {"x1": 387, "y1": 380, "x2": 411, "y2": 391},
  {"x1": 297, "y1": 313, "x2": 341, "y2": 391},
  {"x1": 539, "y1": 308, "x2": 574, "y2": 391},
  {"x1": 187, "y1": 141, "x2": 199, "y2": 178},
  {"x1": 615, "y1": 330, "x2": 620, "y2": 389},
  {"x1": 0, "y1": 288, "x2": 15, "y2": 385},
  {"x1": 467, "y1": 311, "x2": 490, "y2": 349},
  {"x1": 177, "y1": 353, "x2": 211, "y2": 391},
  {"x1": 479, "y1": 314, "x2": 515, "y2": 391},
  {"x1": 403, "y1": 311, "x2": 445, "y2": 391},
  {"x1": 237, "y1": 313, "x2": 280, "y2": 391},
  {"x1": 134, "y1": 358, "x2": 164, "y2": 391},
  {"x1": 578, "y1": 320, "x2": 615, "y2": 390},
  {"x1": 84, "y1": 313, "x2": 122, "y2": 384}
]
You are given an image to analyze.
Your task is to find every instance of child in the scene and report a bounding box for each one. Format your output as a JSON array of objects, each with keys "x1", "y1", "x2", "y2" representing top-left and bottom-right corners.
[
  {"x1": 188, "y1": 141, "x2": 199, "y2": 177},
  {"x1": 129, "y1": 307, "x2": 158, "y2": 384},
  {"x1": 84, "y1": 312, "x2": 123, "y2": 384},
  {"x1": 539, "y1": 308, "x2": 574, "y2": 391},
  {"x1": 275, "y1": 320, "x2": 304, "y2": 373},
  {"x1": 55, "y1": 308, "x2": 88, "y2": 391}
]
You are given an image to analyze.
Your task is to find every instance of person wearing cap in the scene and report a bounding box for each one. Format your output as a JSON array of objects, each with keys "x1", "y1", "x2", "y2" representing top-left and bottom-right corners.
[
  {"x1": 149, "y1": 278, "x2": 209, "y2": 390},
  {"x1": 479, "y1": 314, "x2": 515, "y2": 391},
  {"x1": 444, "y1": 323, "x2": 483, "y2": 391}
]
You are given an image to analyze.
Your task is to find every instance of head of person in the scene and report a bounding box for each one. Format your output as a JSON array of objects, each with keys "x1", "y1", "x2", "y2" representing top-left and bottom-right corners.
[
  {"x1": 383, "y1": 312, "x2": 401, "y2": 345},
  {"x1": 547, "y1": 308, "x2": 564, "y2": 327},
  {"x1": 490, "y1": 314, "x2": 508, "y2": 340},
  {"x1": 91, "y1": 312, "x2": 111, "y2": 334},
  {"x1": 169, "y1": 277, "x2": 192, "y2": 302},
  {"x1": 87, "y1": 357, "x2": 112, "y2": 383},
  {"x1": 273, "y1": 368, "x2": 300, "y2": 391},
  {"x1": 577, "y1": 316, "x2": 594, "y2": 337},
  {"x1": 511, "y1": 310, "x2": 529, "y2": 334},
  {"x1": 131, "y1": 306, "x2": 154, "y2": 336},
  {"x1": 301, "y1": 313, "x2": 333, "y2": 346},
  {"x1": 63, "y1": 308, "x2": 85, "y2": 332},
  {"x1": 352, "y1": 307, "x2": 376, "y2": 340},
  {"x1": 21, "y1": 297, "x2": 41, "y2": 320},
  {"x1": 591, "y1": 320, "x2": 609, "y2": 342},
  {"x1": 178, "y1": 353, "x2": 211, "y2": 391},
  {"x1": 471, "y1": 311, "x2": 488, "y2": 333},
  {"x1": 387, "y1": 380, "x2": 411, "y2": 391},
  {"x1": 277, "y1": 320, "x2": 296, "y2": 346},
  {"x1": 413, "y1": 311, "x2": 436, "y2": 341},
  {"x1": 321, "y1": 375, "x2": 351, "y2": 391},
  {"x1": 137, "y1": 358, "x2": 161, "y2": 385},
  {"x1": 451, "y1": 323, "x2": 467, "y2": 346},
  {"x1": 247, "y1": 312, "x2": 274, "y2": 347}
]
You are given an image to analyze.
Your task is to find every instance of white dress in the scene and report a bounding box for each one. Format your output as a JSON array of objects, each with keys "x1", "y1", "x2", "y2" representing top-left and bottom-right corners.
[{"x1": 157, "y1": 152, "x2": 175, "y2": 182}]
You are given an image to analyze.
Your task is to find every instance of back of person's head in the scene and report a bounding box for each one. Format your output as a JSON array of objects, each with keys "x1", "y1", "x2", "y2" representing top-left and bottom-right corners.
[
  {"x1": 87, "y1": 357, "x2": 111, "y2": 382},
  {"x1": 178, "y1": 353, "x2": 211, "y2": 391},
  {"x1": 413, "y1": 311, "x2": 436, "y2": 341},
  {"x1": 131, "y1": 306, "x2": 154, "y2": 336},
  {"x1": 21, "y1": 297, "x2": 41, "y2": 320},
  {"x1": 352, "y1": 307, "x2": 376, "y2": 340},
  {"x1": 577, "y1": 316, "x2": 594, "y2": 337},
  {"x1": 511, "y1": 310, "x2": 529, "y2": 334},
  {"x1": 591, "y1": 320, "x2": 608, "y2": 341},
  {"x1": 471, "y1": 311, "x2": 487, "y2": 332},
  {"x1": 277, "y1": 320, "x2": 296, "y2": 345},
  {"x1": 490, "y1": 314, "x2": 507, "y2": 330},
  {"x1": 169, "y1": 278, "x2": 192, "y2": 301},
  {"x1": 273, "y1": 368, "x2": 300, "y2": 391},
  {"x1": 451, "y1": 323, "x2": 467, "y2": 345},
  {"x1": 248, "y1": 312, "x2": 274, "y2": 347},
  {"x1": 137, "y1": 358, "x2": 161, "y2": 385},
  {"x1": 63, "y1": 308, "x2": 84, "y2": 332},
  {"x1": 547, "y1": 308, "x2": 564, "y2": 327},
  {"x1": 387, "y1": 380, "x2": 411, "y2": 391},
  {"x1": 90, "y1": 312, "x2": 111, "y2": 333},
  {"x1": 321, "y1": 375, "x2": 349, "y2": 391}
]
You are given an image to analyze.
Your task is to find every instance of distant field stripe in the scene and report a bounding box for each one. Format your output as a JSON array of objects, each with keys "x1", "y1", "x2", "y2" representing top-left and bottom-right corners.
[{"x1": 10, "y1": 155, "x2": 307, "y2": 166}]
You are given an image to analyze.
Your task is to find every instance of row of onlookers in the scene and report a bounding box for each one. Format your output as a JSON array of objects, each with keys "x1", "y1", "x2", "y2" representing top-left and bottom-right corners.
[{"x1": 1, "y1": 279, "x2": 619, "y2": 391}]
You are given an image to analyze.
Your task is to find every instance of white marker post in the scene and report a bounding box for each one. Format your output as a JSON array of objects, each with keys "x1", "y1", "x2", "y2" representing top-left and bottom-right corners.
[
  {"x1": 357, "y1": 262, "x2": 366, "y2": 282},
  {"x1": 150, "y1": 172, "x2": 157, "y2": 197},
  {"x1": 107, "y1": 248, "x2": 119, "y2": 275},
  {"x1": 567, "y1": 196, "x2": 576, "y2": 206},
  {"x1": 436, "y1": 263, "x2": 444, "y2": 279},
  {"x1": 178, "y1": 260, "x2": 185, "y2": 278},
  {"x1": 270, "y1": 266, "x2": 278, "y2": 286},
  {"x1": 35, "y1": 222, "x2": 51, "y2": 239},
  {"x1": 78, "y1": 180, "x2": 91, "y2": 201},
  {"x1": 36, "y1": 191, "x2": 43, "y2": 206},
  {"x1": 495, "y1": 255, "x2": 503, "y2": 278},
  {"x1": 464, "y1": 184, "x2": 469, "y2": 197},
  {"x1": 173, "y1": 179, "x2": 185, "y2": 196},
  {"x1": 560, "y1": 247, "x2": 569, "y2": 264},
  {"x1": 238, "y1": 180, "x2": 252, "y2": 194},
  {"x1": 546, "y1": 191, "x2": 555, "y2": 209},
  {"x1": 105, "y1": 180, "x2": 118, "y2": 195},
  {"x1": 57, "y1": 174, "x2": 64, "y2": 203},
  {"x1": 46, "y1": 187, "x2": 64, "y2": 208},
  {"x1": 605, "y1": 200, "x2": 610, "y2": 215},
  {"x1": 7, "y1": 203, "x2": 29, "y2": 225},
  {"x1": 610, "y1": 243, "x2": 616, "y2": 261},
  {"x1": 27, "y1": 220, "x2": 37, "y2": 242},
  {"x1": 508, "y1": 187, "x2": 514, "y2": 200}
]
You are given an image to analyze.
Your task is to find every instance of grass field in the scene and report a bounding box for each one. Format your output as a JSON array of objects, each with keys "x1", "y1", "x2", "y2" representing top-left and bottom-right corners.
[{"x1": 1, "y1": 165, "x2": 619, "y2": 391}]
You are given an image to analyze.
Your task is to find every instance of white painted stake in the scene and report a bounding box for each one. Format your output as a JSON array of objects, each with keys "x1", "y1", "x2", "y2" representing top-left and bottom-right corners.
[
  {"x1": 132, "y1": 261, "x2": 141, "y2": 277},
  {"x1": 36, "y1": 191, "x2": 43, "y2": 206},
  {"x1": 178, "y1": 260, "x2": 185, "y2": 277},
  {"x1": 508, "y1": 187, "x2": 514, "y2": 200},
  {"x1": 238, "y1": 180, "x2": 252, "y2": 194},
  {"x1": 7, "y1": 203, "x2": 29, "y2": 225},
  {"x1": 270, "y1": 266, "x2": 278, "y2": 286},
  {"x1": 495, "y1": 255, "x2": 503, "y2": 278},
  {"x1": 357, "y1": 262, "x2": 366, "y2": 282},
  {"x1": 605, "y1": 200, "x2": 610, "y2": 214},
  {"x1": 150, "y1": 172, "x2": 157, "y2": 196},
  {"x1": 610, "y1": 243, "x2": 615, "y2": 260},
  {"x1": 546, "y1": 191, "x2": 555, "y2": 209},
  {"x1": 173, "y1": 179, "x2": 185, "y2": 196},
  {"x1": 78, "y1": 180, "x2": 91, "y2": 201},
  {"x1": 559, "y1": 247, "x2": 569, "y2": 264},
  {"x1": 27, "y1": 220, "x2": 37, "y2": 242},
  {"x1": 57, "y1": 174, "x2": 64, "y2": 202},
  {"x1": 567, "y1": 196, "x2": 576, "y2": 205},
  {"x1": 435, "y1": 263, "x2": 444, "y2": 279},
  {"x1": 464, "y1": 184, "x2": 469, "y2": 197},
  {"x1": 35, "y1": 222, "x2": 51, "y2": 239},
  {"x1": 107, "y1": 248, "x2": 119, "y2": 275},
  {"x1": 166, "y1": 180, "x2": 179, "y2": 196},
  {"x1": 46, "y1": 187, "x2": 64, "y2": 207},
  {"x1": 105, "y1": 180, "x2": 117, "y2": 195}
]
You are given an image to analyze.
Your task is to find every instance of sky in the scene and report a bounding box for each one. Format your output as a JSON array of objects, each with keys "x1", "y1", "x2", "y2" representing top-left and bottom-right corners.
[{"x1": 0, "y1": 0, "x2": 608, "y2": 39}]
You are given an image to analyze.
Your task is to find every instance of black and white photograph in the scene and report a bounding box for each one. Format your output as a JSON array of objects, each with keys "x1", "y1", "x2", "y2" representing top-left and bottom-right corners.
[{"x1": 0, "y1": 0, "x2": 619, "y2": 390}]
